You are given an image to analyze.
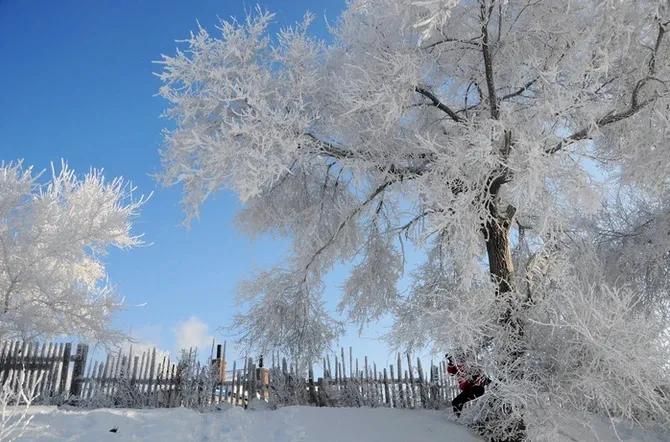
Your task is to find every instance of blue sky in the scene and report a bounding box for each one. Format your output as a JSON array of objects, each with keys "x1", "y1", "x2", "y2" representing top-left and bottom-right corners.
[{"x1": 0, "y1": 0, "x2": 431, "y2": 368}]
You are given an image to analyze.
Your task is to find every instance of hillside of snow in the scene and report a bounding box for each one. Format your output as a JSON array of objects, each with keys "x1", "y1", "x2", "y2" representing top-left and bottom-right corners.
[{"x1": 10, "y1": 406, "x2": 669, "y2": 442}]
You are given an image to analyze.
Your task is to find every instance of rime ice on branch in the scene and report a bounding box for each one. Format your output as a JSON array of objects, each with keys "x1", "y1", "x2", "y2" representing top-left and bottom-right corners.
[
  {"x1": 157, "y1": 1, "x2": 670, "y2": 440},
  {"x1": 0, "y1": 161, "x2": 145, "y2": 343}
]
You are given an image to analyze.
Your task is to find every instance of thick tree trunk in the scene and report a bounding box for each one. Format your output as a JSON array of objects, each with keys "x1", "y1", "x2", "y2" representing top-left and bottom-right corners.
[
  {"x1": 485, "y1": 216, "x2": 514, "y2": 294},
  {"x1": 483, "y1": 203, "x2": 527, "y2": 442}
]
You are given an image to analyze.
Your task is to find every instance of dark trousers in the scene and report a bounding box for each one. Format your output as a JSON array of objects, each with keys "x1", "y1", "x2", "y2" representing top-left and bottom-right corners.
[{"x1": 452, "y1": 385, "x2": 485, "y2": 416}]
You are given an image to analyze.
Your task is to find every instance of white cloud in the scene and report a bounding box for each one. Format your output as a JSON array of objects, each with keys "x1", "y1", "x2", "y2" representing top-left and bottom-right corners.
[
  {"x1": 173, "y1": 316, "x2": 213, "y2": 355},
  {"x1": 117, "y1": 323, "x2": 171, "y2": 361}
]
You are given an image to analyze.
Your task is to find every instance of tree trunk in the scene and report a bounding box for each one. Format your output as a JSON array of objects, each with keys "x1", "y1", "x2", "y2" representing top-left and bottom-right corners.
[
  {"x1": 485, "y1": 215, "x2": 514, "y2": 294},
  {"x1": 484, "y1": 203, "x2": 526, "y2": 442}
]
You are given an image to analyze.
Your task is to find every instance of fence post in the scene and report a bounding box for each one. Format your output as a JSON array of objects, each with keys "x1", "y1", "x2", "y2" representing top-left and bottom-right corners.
[
  {"x1": 70, "y1": 344, "x2": 88, "y2": 398},
  {"x1": 58, "y1": 343, "x2": 72, "y2": 396},
  {"x1": 308, "y1": 365, "x2": 318, "y2": 405},
  {"x1": 417, "y1": 357, "x2": 426, "y2": 408},
  {"x1": 383, "y1": 368, "x2": 391, "y2": 407}
]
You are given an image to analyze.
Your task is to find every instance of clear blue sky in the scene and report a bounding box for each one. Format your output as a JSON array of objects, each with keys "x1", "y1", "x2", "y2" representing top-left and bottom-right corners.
[{"x1": 0, "y1": 0, "x2": 430, "y2": 369}]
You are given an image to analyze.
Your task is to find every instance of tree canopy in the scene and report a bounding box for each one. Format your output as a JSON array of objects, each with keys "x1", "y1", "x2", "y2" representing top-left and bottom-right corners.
[
  {"x1": 0, "y1": 162, "x2": 144, "y2": 343},
  {"x1": 158, "y1": 1, "x2": 670, "y2": 439}
]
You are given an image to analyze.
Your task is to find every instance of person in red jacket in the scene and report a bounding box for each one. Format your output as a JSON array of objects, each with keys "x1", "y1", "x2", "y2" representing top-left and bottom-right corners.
[{"x1": 446, "y1": 353, "x2": 489, "y2": 416}]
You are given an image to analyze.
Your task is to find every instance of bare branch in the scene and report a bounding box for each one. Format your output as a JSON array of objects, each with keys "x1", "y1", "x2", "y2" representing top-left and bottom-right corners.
[
  {"x1": 414, "y1": 85, "x2": 466, "y2": 123},
  {"x1": 649, "y1": 20, "x2": 667, "y2": 75},
  {"x1": 304, "y1": 132, "x2": 434, "y2": 177},
  {"x1": 501, "y1": 77, "x2": 539, "y2": 101},
  {"x1": 304, "y1": 180, "x2": 395, "y2": 275},
  {"x1": 546, "y1": 97, "x2": 658, "y2": 154},
  {"x1": 421, "y1": 36, "x2": 481, "y2": 50},
  {"x1": 547, "y1": 20, "x2": 668, "y2": 155},
  {"x1": 480, "y1": 0, "x2": 500, "y2": 120}
]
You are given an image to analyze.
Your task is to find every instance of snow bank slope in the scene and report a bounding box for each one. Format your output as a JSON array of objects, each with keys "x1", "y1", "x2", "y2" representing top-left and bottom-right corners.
[
  {"x1": 16, "y1": 406, "x2": 669, "y2": 441},
  {"x1": 18, "y1": 406, "x2": 482, "y2": 442}
]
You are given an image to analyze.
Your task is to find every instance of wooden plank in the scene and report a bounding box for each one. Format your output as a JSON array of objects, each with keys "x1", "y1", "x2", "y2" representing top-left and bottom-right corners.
[
  {"x1": 138, "y1": 352, "x2": 147, "y2": 392},
  {"x1": 39, "y1": 342, "x2": 48, "y2": 391},
  {"x1": 70, "y1": 344, "x2": 88, "y2": 397},
  {"x1": 363, "y1": 356, "x2": 369, "y2": 407},
  {"x1": 383, "y1": 368, "x2": 390, "y2": 407},
  {"x1": 245, "y1": 358, "x2": 254, "y2": 407},
  {"x1": 229, "y1": 360, "x2": 237, "y2": 405},
  {"x1": 2, "y1": 341, "x2": 14, "y2": 388},
  {"x1": 50, "y1": 343, "x2": 64, "y2": 396},
  {"x1": 0, "y1": 341, "x2": 11, "y2": 385},
  {"x1": 334, "y1": 355, "x2": 339, "y2": 385},
  {"x1": 131, "y1": 356, "x2": 139, "y2": 388},
  {"x1": 406, "y1": 353, "x2": 415, "y2": 408},
  {"x1": 14, "y1": 342, "x2": 30, "y2": 392},
  {"x1": 3, "y1": 341, "x2": 17, "y2": 389},
  {"x1": 58, "y1": 343, "x2": 72, "y2": 396},
  {"x1": 31, "y1": 342, "x2": 43, "y2": 392},
  {"x1": 100, "y1": 353, "x2": 112, "y2": 397},
  {"x1": 39, "y1": 342, "x2": 53, "y2": 398},
  {"x1": 95, "y1": 362, "x2": 104, "y2": 399},
  {"x1": 41, "y1": 343, "x2": 55, "y2": 397},
  {"x1": 169, "y1": 364, "x2": 177, "y2": 407},
  {"x1": 389, "y1": 364, "x2": 397, "y2": 408},
  {"x1": 22, "y1": 342, "x2": 35, "y2": 394},
  {"x1": 153, "y1": 360, "x2": 162, "y2": 407},
  {"x1": 308, "y1": 365, "x2": 317, "y2": 405},
  {"x1": 417, "y1": 357, "x2": 427, "y2": 408},
  {"x1": 82, "y1": 361, "x2": 98, "y2": 399},
  {"x1": 372, "y1": 362, "x2": 381, "y2": 407}
]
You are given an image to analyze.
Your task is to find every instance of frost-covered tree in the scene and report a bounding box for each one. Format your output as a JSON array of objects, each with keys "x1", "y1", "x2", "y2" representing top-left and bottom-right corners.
[
  {"x1": 0, "y1": 162, "x2": 144, "y2": 342},
  {"x1": 157, "y1": 1, "x2": 670, "y2": 439}
]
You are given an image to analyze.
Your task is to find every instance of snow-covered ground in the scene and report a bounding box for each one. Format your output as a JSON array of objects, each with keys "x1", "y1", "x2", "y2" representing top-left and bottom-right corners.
[
  {"x1": 10, "y1": 406, "x2": 669, "y2": 441},
  {"x1": 15, "y1": 406, "x2": 480, "y2": 442}
]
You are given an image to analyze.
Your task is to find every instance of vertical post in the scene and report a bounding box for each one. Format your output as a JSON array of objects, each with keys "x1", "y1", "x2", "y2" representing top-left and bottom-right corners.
[
  {"x1": 364, "y1": 356, "x2": 369, "y2": 406},
  {"x1": 308, "y1": 365, "x2": 317, "y2": 405},
  {"x1": 248, "y1": 358, "x2": 256, "y2": 405},
  {"x1": 130, "y1": 356, "x2": 140, "y2": 388},
  {"x1": 147, "y1": 348, "x2": 156, "y2": 396},
  {"x1": 334, "y1": 355, "x2": 339, "y2": 385},
  {"x1": 389, "y1": 364, "x2": 396, "y2": 408},
  {"x1": 383, "y1": 368, "x2": 391, "y2": 407},
  {"x1": 230, "y1": 360, "x2": 237, "y2": 405},
  {"x1": 70, "y1": 344, "x2": 88, "y2": 398},
  {"x1": 417, "y1": 357, "x2": 426, "y2": 408},
  {"x1": 59, "y1": 343, "x2": 72, "y2": 396},
  {"x1": 406, "y1": 353, "x2": 415, "y2": 408}
]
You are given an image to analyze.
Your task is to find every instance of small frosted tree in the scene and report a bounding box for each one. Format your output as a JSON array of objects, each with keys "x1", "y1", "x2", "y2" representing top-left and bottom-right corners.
[
  {"x1": 0, "y1": 161, "x2": 145, "y2": 342},
  {"x1": 157, "y1": 1, "x2": 670, "y2": 439}
]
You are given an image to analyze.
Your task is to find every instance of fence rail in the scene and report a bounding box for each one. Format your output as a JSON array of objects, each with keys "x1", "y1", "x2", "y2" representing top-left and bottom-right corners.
[{"x1": 0, "y1": 340, "x2": 459, "y2": 410}]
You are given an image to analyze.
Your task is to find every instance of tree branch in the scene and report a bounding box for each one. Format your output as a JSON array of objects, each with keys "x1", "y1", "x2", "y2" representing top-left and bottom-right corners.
[
  {"x1": 546, "y1": 97, "x2": 658, "y2": 154},
  {"x1": 303, "y1": 180, "x2": 395, "y2": 275},
  {"x1": 501, "y1": 77, "x2": 539, "y2": 101},
  {"x1": 421, "y1": 36, "x2": 481, "y2": 50},
  {"x1": 304, "y1": 133, "x2": 433, "y2": 177},
  {"x1": 547, "y1": 20, "x2": 668, "y2": 155},
  {"x1": 480, "y1": 0, "x2": 499, "y2": 120},
  {"x1": 414, "y1": 86, "x2": 466, "y2": 123}
]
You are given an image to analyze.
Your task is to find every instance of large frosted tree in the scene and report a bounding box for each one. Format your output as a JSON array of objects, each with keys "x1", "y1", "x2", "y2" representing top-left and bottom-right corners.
[
  {"x1": 0, "y1": 162, "x2": 144, "y2": 343},
  {"x1": 158, "y1": 1, "x2": 670, "y2": 439}
]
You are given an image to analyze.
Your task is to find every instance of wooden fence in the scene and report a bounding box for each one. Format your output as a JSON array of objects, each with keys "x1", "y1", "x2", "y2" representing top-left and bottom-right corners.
[{"x1": 0, "y1": 340, "x2": 460, "y2": 410}]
